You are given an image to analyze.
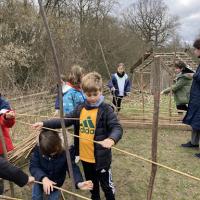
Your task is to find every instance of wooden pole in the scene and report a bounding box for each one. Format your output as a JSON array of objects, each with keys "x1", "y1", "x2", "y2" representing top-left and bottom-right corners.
[
  {"x1": 98, "y1": 40, "x2": 119, "y2": 112},
  {"x1": 147, "y1": 56, "x2": 161, "y2": 200},
  {"x1": 37, "y1": 0, "x2": 76, "y2": 198},
  {"x1": 0, "y1": 128, "x2": 15, "y2": 197}
]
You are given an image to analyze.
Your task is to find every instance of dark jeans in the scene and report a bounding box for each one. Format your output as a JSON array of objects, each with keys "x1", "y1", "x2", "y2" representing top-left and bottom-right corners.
[
  {"x1": 82, "y1": 161, "x2": 115, "y2": 200},
  {"x1": 32, "y1": 183, "x2": 60, "y2": 200},
  {"x1": 112, "y1": 96, "x2": 123, "y2": 112}
]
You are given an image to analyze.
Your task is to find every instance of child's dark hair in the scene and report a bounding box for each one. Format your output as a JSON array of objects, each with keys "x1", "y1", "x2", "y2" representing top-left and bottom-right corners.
[
  {"x1": 68, "y1": 65, "x2": 84, "y2": 86},
  {"x1": 193, "y1": 39, "x2": 200, "y2": 50},
  {"x1": 39, "y1": 129, "x2": 63, "y2": 156},
  {"x1": 175, "y1": 60, "x2": 186, "y2": 69}
]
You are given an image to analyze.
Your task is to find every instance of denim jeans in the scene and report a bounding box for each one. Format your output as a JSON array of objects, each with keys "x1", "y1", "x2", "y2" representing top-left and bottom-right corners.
[{"x1": 32, "y1": 183, "x2": 61, "y2": 200}]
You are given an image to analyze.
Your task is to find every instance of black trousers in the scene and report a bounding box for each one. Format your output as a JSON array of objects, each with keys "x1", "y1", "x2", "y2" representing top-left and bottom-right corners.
[
  {"x1": 112, "y1": 96, "x2": 123, "y2": 112},
  {"x1": 176, "y1": 104, "x2": 188, "y2": 111},
  {"x1": 82, "y1": 161, "x2": 115, "y2": 200}
]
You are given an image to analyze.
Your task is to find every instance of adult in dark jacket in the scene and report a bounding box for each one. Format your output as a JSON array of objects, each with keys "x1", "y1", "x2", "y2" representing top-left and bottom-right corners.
[
  {"x1": 0, "y1": 157, "x2": 34, "y2": 187},
  {"x1": 108, "y1": 63, "x2": 131, "y2": 111},
  {"x1": 161, "y1": 61, "x2": 193, "y2": 113},
  {"x1": 182, "y1": 38, "x2": 200, "y2": 157}
]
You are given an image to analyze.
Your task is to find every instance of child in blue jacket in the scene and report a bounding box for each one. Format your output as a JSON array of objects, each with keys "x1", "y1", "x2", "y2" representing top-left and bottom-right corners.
[
  {"x1": 108, "y1": 63, "x2": 131, "y2": 111},
  {"x1": 29, "y1": 129, "x2": 93, "y2": 200},
  {"x1": 54, "y1": 65, "x2": 85, "y2": 116}
]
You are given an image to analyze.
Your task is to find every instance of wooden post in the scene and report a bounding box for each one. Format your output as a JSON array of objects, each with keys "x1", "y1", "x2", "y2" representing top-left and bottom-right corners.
[
  {"x1": 0, "y1": 128, "x2": 15, "y2": 197},
  {"x1": 37, "y1": 0, "x2": 76, "y2": 198},
  {"x1": 147, "y1": 56, "x2": 161, "y2": 200}
]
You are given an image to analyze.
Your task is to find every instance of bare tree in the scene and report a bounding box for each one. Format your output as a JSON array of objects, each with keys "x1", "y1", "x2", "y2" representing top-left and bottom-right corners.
[{"x1": 123, "y1": 0, "x2": 179, "y2": 47}]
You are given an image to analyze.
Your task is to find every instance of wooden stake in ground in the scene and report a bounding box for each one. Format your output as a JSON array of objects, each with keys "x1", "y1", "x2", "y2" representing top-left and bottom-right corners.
[
  {"x1": 37, "y1": 0, "x2": 76, "y2": 199},
  {"x1": 147, "y1": 56, "x2": 161, "y2": 200},
  {"x1": 0, "y1": 128, "x2": 15, "y2": 197}
]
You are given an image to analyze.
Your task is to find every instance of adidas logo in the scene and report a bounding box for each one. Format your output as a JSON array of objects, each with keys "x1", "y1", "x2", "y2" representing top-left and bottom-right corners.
[{"x1": 80, "y1": 116, "x2": 95, "y2": 134}]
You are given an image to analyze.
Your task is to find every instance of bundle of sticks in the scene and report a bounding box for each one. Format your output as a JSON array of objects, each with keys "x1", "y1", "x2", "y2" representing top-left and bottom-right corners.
[{"x1": 8, "y1": 131, "x2": 39, "y2": 165}]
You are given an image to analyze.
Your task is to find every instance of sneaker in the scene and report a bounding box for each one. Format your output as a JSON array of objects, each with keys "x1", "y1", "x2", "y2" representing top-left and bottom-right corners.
[
  {"x1": 194, "y1": 153, "x2": 200, "y2": 159},
  {"x1": 181, "y1": 141, "x2": 199, "y2": 148}
]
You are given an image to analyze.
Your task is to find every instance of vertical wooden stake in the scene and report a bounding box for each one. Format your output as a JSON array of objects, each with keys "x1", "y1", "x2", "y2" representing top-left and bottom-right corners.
[
  {"x1": 147, "y1": 56, "x2": 161, "y2": 200},
  {"x1": 0, "y1": 128, "x2": 14, "y2": 197},
  {"x1": 37, "y1": 1, "x2": 76, "y2": 199}
]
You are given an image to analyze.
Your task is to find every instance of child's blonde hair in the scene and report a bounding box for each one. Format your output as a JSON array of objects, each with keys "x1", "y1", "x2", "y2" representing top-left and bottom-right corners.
[
  {"x1": 68, "y1": 65, "x2": 84, "y2": 86},
  {"x1": 81, "y1": 72, "x2": 103, "y2": 93},
  {"x1": 117, "y1": 63, "x2": 125, "y2": 68}
]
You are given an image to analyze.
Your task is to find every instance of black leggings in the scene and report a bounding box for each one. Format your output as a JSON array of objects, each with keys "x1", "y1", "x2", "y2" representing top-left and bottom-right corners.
[{"x1": 112, "y1": 96, "x2": 123, "y2": 112}]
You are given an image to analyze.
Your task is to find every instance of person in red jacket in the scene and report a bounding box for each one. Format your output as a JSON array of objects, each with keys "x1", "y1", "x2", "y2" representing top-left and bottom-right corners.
[{"x1": 0, "y1": 95, "x2": 16, "y2": 194}]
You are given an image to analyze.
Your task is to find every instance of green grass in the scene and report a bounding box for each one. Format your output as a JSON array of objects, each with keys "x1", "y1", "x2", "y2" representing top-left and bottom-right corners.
[{"x1": 112, "y1": 128, "x2": 200, "y2": 200}]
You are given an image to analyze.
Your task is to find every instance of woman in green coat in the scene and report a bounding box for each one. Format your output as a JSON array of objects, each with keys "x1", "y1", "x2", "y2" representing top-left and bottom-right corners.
[{"x1": 161, "y1": 61, "x2": 193, "y2": 113}]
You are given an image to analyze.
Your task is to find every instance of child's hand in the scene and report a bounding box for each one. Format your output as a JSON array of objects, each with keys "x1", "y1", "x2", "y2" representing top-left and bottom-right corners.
[
  {"x1": 188, "y1": 73, "x2": 194, "y2": 78},
  {"x1": 27, "y1": 176, "x2": 35, "y2": 185},
  {"x1": 53, "y1": 110, "x2": 59, "y2": 117},
  {"x1": 5, "y1": 111, "x2": 15, "y2": 119},
  {"x1": 75, "y1": 156, "x2": 80, "y2": 163},
  {"x1": 77, "y1": 180, "x2": 93, "y2": 190},
  {"x1": 111, "y1": 87, "x2": 115, "y2": 92},
  {"x1": 99, "y1": 138, "x2": 115, "y2": 149},
  {"x1": 32, "y1": 122, "x2": 43, "y2": 130},
  {"x1": 126, "y1": 92, "x2": 131, "y2": 96},
  {"x1": 160, "y1": 91, "x2": 164, "y2": 95},
  {"x1": 42, "y1": 177, "x2": 56, "y2": 195}
]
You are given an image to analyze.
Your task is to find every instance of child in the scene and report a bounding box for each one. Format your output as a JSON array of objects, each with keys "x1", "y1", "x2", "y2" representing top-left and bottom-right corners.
[
  {"x1": 161, "y1": 61, "x2": 193, "y2": 114},
  {"x1": 54, "y1": 65, "x2": 85, "y2": 116},
  {"x1": 0, "y1": 94, "x2": 16, "y2": 194},
  {"x1": 54, "y1": 74, "x2": 70, "y2": 116},
  {"x1": 29, "y1": 129, "x2": 93, "y2": 200},
  {"x1": 33, "y1": 72, "x2": 123, "y2": 200},
  {"x1": 108, "y1": 63, "x2": 131, "y2": 111}
]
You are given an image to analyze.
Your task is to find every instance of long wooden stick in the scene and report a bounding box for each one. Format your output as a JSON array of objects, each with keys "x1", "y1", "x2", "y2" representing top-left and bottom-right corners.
[
  {"x1": 37, "y1": 0, "x2": 76, "y2": 198},
  {"x1": 0, "y1": 128, "x2": 15, "y2": 197},
  {"x1": 147, "y1": 56, "x2": 161, "y2": 200},
  {"x1": 0, "y1": 195, "x2": 22, "y2": 200},
  {"x1": 34, "y1": 181, "x2": 91, "y2": 200},
  {"x1": 98, "y1": 40, "x2": 119, "y2": 112}
]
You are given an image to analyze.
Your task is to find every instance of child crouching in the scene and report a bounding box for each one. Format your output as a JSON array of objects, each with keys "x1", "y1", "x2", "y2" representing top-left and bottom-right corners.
[{"x1": 29, "y1": 129, "x2": 93, "y2": 200}]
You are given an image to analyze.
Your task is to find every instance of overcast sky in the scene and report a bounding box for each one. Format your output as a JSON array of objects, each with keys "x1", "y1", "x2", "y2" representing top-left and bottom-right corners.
[
  {"x1": 33, "y1": 0, "x2": 200, "y2": 43},
  {"x1": 117, "y1": 0, "x2": 200, "y2": 43}
]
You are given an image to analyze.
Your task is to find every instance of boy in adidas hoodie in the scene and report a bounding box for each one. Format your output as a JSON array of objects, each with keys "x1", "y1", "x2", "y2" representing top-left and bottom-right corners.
[
  {"x1": 108, "y1": 63, "x2": 131, "y2": 111},
  {"x1": 33, "y1": 72, "x2": 123, "y2": 200}
]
